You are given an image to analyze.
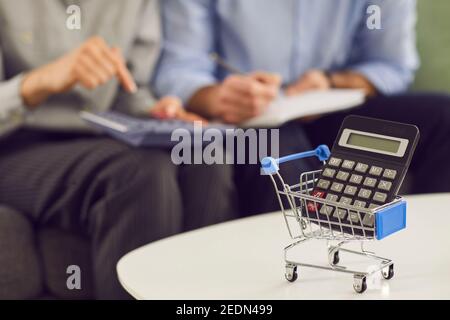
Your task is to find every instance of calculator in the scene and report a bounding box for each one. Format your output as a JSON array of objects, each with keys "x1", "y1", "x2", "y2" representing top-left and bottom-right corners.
[{"x1": 308, "y1": 115, "x2": 419, "y2": 232}]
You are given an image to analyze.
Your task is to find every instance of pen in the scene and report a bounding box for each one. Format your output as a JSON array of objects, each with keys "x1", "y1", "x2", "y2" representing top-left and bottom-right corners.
[{"x1": 209, "y1": 53, "x2": 244, "y2": 75}]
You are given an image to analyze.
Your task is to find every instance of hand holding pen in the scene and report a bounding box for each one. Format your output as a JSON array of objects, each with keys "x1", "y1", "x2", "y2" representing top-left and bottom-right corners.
[{"x1": 187, "y1": 53, "x2": 282, "y2": 124}]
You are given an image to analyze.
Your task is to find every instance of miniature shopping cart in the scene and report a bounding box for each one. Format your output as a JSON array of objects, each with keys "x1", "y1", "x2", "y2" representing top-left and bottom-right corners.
[{"x1": 261, "y1": 145, "x2": 407, "y2": 293}]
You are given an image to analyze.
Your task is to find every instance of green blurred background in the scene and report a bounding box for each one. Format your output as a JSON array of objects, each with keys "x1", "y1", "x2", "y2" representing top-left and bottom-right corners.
[{"x1": 413, "y1": 0, "x2": 450, "y2": 92}]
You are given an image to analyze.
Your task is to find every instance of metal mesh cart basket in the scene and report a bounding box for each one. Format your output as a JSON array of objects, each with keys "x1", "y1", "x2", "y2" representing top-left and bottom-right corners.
[{"x1": 261, "y1": 146, "x2": 407, "y2": 293}]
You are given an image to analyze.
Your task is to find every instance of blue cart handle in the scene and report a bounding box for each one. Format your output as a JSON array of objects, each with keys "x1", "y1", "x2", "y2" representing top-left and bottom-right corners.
[{"x1": 261, "y1": 145, "x2": 331, "y2": 175}]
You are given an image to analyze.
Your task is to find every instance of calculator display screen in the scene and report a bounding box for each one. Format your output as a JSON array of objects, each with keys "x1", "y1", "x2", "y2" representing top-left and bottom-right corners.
[
  {"x1": 339, "y1": 129, "x2": 409, "y2": 157},
  {"x1": 347, "y1": 133, "x2": 401, "y2": 153}
]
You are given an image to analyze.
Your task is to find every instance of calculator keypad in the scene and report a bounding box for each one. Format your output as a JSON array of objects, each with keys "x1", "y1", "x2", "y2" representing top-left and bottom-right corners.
[{"x1": 312, "y1": 156, "x2": 399, "y2": 228}]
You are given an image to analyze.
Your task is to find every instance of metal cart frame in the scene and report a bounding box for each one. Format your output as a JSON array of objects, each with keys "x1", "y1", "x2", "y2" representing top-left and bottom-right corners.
[{"x1": 261, "y1": 145, "x2": 406, "y2": 293}]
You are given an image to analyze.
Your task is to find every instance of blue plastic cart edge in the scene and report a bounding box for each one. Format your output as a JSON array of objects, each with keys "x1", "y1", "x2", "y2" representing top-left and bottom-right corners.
[
  {"x1": 261, "y1": 145, "x2": 330, "y2": 175},
  {"x1": 375, "y1": 200, "x2": 407, "y2": 240}
]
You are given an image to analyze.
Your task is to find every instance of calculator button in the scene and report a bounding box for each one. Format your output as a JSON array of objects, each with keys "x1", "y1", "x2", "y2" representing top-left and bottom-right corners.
[
  {"x1": 358, "y1": 188, "x2": 372, "y2": 199},
  {"x1": 355, "y1": 163, "x2": 369, "y2": 173},
  {"x1": 307, "y1": 204, "x2": 319, "y2": 213},
  {"x1": 362, "y1": 213, "x2": 375, "y2": 227},
  {"x1": 331, "y1": 183, "x2": 344, "y2": 193},
  {"x1": 348, "y1": 211, "x2": 360, "y2": 223},
  {"x1": 317, "y1": 179, "x2": 331, "y2": 190},
  {"x1": 312, "y1": 190, "x2": 326, "y2": 198},
  {"x1": 378, "y1": 180, "x2": 393, "y2": 192},
  {"x1": 328, "y1": 157, "x2": 342, "y2": 167},
  {"x1": 383, "y1": 169, "x2": 397, "y2": 180},
  {"x1": 307, "y1": 190, "x2": 325, "y2": 212},
  {"x1": 353, "y1": 200, "x2": 367, "y2": 208},
  {"x1": 343, "y1": 185, "x2": 358, "y2": 196},
  {"x1": 336, "y1": 171, "x2": 350, "y2": 182},
  {"x1": 373, "y1": 192, "x2": 388, "y2": 203},
  {"x1": 339, "y1": 196, "x2": 353, "y2": 206},
  {"x1": 349, "y1": 174, "x2": 363, "y2": 185},
  {"x1": 320, "y1": 205, "x2": 335, "y2": 216},
  {"x1": 363, "y1": 177, "x2": 378, "y2": 188},
  {"x1": 322, "y1": 168, "x2": 336, "y2": 178},
  {"x1": 325, "y1": 194, "x2": 339, "y2": 202},
  {"x1": 369, "y1": 166, "x2": 383, "y2": 177},
  {"x1": 334, "y1": 209, "x2": 348, "y2": 220},
  {"x1": 369, "y1": 203, "x2": 379, "y2": 210},
  {"x1": 342, "y1": 160, "x2": 356, "y2": 170}
]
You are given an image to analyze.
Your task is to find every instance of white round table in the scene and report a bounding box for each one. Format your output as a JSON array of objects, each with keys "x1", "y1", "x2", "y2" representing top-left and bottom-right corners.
[{"x1": 117, "y1": 193, "x2": 450, "y2": 300}]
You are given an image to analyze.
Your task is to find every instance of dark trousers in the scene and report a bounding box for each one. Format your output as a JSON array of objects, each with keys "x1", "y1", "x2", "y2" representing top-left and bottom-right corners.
[
  {"x1": 0, "y1": 130, "x2": 237, "y2": 299},
  {"x1": 236, "y1": 93, "x2": 450, "y2": 215}
]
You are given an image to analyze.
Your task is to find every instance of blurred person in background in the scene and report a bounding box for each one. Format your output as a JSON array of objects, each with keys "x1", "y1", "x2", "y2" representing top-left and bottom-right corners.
[
  {"x1": 154, "y1": 0, "x2": 450, "y2": 215},
  {"x1": 0, "y1": 0, "x2": 236, "y2": 299}
]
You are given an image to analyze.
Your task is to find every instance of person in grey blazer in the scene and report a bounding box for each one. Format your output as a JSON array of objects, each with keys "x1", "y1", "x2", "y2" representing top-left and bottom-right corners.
[{"x1": 0, "y1": 0, "x2": 237, "y2": 299}]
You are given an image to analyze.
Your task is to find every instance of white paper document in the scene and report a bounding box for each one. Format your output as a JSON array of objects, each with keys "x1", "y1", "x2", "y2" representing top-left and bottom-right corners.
[{"x1": 241, "y1": 89, "x2": 366, "y2": 128}]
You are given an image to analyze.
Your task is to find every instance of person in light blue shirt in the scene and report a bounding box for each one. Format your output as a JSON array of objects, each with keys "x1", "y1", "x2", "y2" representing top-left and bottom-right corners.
[
  {"x1": 154, "y1": 0, "x2": 419, "y2": 122},
  {"x1": 154, "y1": 0, "x2": 450, "y2": 215}
]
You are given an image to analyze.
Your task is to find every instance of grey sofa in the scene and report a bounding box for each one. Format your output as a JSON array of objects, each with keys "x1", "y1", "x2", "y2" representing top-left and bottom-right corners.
[{"x1": 0, "y1": 205, "x2": 93, "y2": 299}]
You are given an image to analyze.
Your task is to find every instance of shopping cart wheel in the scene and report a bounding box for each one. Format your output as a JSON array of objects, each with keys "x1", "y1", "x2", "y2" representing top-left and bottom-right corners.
[
  {"x1": 300, "y1": 218, "x2": 308, "y2": 230},
  {"x1": 332, "y1": 251, "x2": 340, "y2": 265},
  {"x1": 285, "y1": 265, "x2": 298, "y2": 282},
  {"x1": 353, "y1": 275, "x2": 367, "y2": 294},
  {"x1": 382, "y1": 264, "x2": 394, "y2": 280}
]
